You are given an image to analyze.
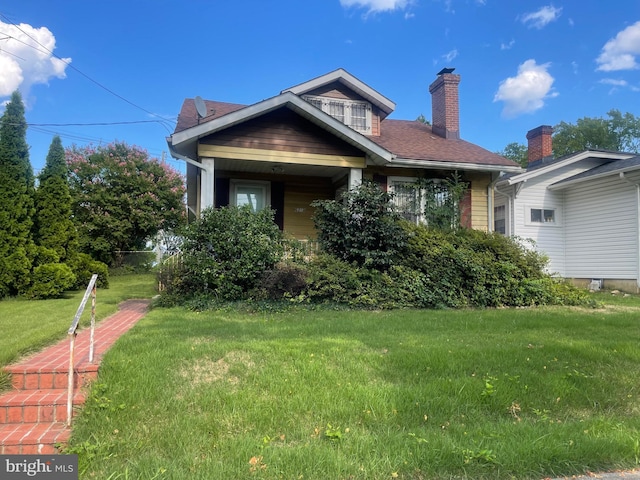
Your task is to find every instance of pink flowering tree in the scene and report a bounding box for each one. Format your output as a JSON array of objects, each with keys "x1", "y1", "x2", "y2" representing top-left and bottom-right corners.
[{"x1": 67, "y1": 142, "x2": 186, "y2": 265}]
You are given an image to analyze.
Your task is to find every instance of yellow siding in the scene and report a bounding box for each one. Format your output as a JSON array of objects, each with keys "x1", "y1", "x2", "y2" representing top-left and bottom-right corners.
[
  {"x1": 469, "y1": 173, "x2": 490, "y2": 231},
  {"x1": 283, "y1": 183, "x2": 333, "y2": 239}
]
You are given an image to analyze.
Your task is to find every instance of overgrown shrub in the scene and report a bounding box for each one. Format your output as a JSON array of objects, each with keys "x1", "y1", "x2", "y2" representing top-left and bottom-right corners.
[
  {"x1": 28, "y1": 263, "x2": 76, "y2": 299},
  {"x1": 70, "y1": 253, "x2": 110, "y2": 289},
  {"x1": 399, "y1": 224, "x2": 581, "y2": 307},
  {"x1": 312, "y1": 180, "x2": 407, "y2": 270},
  {"x1": 172, "y1": 206, "x2": 283, "y2": 301},
  {"x1": 258, "y1": 262, "x2": 309, "y2": 300}
]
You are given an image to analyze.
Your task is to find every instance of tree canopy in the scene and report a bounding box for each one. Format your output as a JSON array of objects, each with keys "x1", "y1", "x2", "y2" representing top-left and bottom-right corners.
[
  {"x1": 553, "y1": 109, "x2": 640, "y2": 157},
  {"x1": 67, "y1": 142, "x2": 186, "y2": 265},
  {"x1": 496, "y1": 142, "x2": 529, "y2": 167},
  {"x1": 498, "y1": 109, "x2": 640, "y2": 166}
]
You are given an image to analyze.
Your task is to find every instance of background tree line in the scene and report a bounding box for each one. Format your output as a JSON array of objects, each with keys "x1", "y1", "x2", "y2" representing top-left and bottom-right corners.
[
  {"x1": 0, "y1": 91, "x2": 185, "y2": 299},
  {"x1": 497, "y1": 109, "x2": 640, "y2": 167}
]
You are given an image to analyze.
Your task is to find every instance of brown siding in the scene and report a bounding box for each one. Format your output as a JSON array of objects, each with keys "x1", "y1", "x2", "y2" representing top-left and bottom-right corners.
[
  {"x1": 304, "y1": 81, "x2": 367, "y2": 101},
  {"x1": 201, "y1": 109, "x2": 363, "y2": 157}
]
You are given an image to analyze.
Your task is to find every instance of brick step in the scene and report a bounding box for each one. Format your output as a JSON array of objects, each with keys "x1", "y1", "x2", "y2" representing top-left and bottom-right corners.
[
  {"x1": 0, "y1": 422, "x2": 70, "y2": 454},
  {"x1": 0, "y1": 389, "x2": 86, "y2": 424},
  {"x1": 5, "y1": 364, "x2": 99, "y2": 391}
]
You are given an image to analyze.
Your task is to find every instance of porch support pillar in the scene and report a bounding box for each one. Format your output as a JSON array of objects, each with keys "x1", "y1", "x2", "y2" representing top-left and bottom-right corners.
[
  {"x1": 201, "y1": 157, "x2": 215, "y2": 210},
  {"x1": 348, "y1": 168, "x2": 363, "y2": 190}
]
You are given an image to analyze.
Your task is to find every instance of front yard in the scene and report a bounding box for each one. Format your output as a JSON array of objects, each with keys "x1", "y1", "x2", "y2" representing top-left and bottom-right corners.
[{"x1": 66, "y1": 297, "x2": 640, "y2": 479}]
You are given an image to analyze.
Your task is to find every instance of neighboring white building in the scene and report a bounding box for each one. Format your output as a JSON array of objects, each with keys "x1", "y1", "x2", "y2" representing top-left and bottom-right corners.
[{"x1": 495, "y1": 125, "x2": 640, "y2": 292}]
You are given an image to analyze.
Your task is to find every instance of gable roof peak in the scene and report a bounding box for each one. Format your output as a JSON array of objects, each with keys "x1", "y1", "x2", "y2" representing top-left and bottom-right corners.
[{"x1": 281, "y1": 68, "x2": 396, "y2": 119}]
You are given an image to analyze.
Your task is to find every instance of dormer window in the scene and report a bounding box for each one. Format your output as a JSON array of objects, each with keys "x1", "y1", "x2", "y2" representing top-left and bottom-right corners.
[{"x1": 302, "y1": 95, "x2": 372, "y2": 134}]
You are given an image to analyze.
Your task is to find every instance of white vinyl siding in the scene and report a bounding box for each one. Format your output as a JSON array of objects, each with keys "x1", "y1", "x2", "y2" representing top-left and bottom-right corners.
[
  {"x1": 563, "y1": 176, "x2": 638, "y2": 280},
  {"x1": 512, "y1": 179, "x2": 567, "y2": 276}
]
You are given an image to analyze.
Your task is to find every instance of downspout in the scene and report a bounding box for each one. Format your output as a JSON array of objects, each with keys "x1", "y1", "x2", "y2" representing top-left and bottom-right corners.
[
  {"x1": 619, "y1": 172, "x2": 640, "y2": 290},
  {"x1": 167, "y1": 145, "x2": 209, "y2": 217},
  {"x1": 487, "y1": 172, "x2": 501, "y2": 232}
]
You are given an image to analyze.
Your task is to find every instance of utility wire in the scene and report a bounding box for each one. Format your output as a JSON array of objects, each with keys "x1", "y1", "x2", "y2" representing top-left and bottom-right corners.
[{"x1": 0, "y1": 12, "x2": 177, "y2": 127}]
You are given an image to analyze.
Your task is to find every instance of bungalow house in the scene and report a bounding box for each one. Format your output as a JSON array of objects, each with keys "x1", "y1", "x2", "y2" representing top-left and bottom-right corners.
[
  {"x1": 167, "y1": 68, "x2": 521, "y2": 239},
  {"x1": 494, "y1": 125, "x2": 640, "y2": 292}
]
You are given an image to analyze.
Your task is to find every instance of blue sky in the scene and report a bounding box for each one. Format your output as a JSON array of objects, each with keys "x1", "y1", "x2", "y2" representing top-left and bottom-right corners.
[{"x1": 1, "y1": 0, "x2": 639, "y2": 174}]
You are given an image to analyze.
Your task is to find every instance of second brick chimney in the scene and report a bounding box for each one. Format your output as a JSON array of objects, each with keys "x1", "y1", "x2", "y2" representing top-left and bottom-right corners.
[
  {"x1": 429, "y1": 68, "x2": 461, "y2": 139},
  {"x1": 526, "y1": 125, "x2": 553, "y2": 164}
]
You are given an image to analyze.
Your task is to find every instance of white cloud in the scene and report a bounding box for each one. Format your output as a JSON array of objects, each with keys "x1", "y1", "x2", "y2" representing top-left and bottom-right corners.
[
  {"x1": 494, "y1": 59, "x2": 557, "y2": 117},
  {"x1": 442, "y1": 49, "x2": 458, "y2": 62},
  {"x1": 599, "y1": 78, "x2": 628, "y2": 87},
  {"x1": 0, "y1": 21, "x2": 70, "y2": 99},
  {"x1": 340, "y1": 0, "x2": 412, "y2": 14},
  {"x1": 596, "y1": 21, "x2": 640, "y2": 71},
  {"x1": 500, "y1": 39, "x2": 515, "y2": 50},
  {"x1": 520, "y1": 5, "x2": 562, "y2": 29}
]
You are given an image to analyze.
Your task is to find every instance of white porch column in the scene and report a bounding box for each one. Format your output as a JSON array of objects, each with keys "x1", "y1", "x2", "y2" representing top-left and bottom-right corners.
[
  {"x1": 200, "y1": 157, "x2": 215, "y2": 210},
  {"x1": 348, "y1": 168, "x2": 363, "y2": 190}
]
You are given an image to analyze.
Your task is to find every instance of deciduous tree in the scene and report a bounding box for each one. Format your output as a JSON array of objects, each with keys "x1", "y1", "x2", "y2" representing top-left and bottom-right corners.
[
  {"x1": 67, "y1": 142, "x2": 186, "y2": 265},
  {"x1": 552, "y1": 109, "x2": 640, "y2": 157}
]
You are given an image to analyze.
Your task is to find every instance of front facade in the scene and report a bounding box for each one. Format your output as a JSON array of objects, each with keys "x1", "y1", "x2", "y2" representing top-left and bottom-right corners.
[
  {"x1": 495, "y1": 126, "x2": 640, "y2": 291},
  {"x1": 167, "y1": 69, "x2": 521, "y2": 239}
]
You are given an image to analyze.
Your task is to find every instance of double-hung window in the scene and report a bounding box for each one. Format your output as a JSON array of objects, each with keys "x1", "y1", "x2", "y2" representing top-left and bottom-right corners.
[{"x1": 302, "y1": 95, "x2": 372, "y2": 134}]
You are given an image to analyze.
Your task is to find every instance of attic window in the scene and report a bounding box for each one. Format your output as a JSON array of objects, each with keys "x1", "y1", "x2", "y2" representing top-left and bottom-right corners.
[{"x1": 302, "y1": 95, "x2": 372, "y2": 134}]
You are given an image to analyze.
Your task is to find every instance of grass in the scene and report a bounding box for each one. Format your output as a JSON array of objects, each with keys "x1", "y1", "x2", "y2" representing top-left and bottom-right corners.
[
  {"x1": 0, "y1": 274, "x2": 157, "y2": 372},
  {"x1": 65, "y1": 297, "x2": 640, "y2": 480}
]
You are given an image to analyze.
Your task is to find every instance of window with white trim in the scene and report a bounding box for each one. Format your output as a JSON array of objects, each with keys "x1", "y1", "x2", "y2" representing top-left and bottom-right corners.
[
  {"x1": 494, "y1": 205, "x2": 506, "y2": 234},
  {"x1": 388, "y1": 177, "x2": 461, "y2": 227},
  {"x1": 230, "y1": 180, "x2": 270, "y2": 212},
  {"x1": 302, "y1": 95, "x2": 372, "y2": 134},
  {"x1": 530, "y1": 208, "x2": 555, "y2": 224}
]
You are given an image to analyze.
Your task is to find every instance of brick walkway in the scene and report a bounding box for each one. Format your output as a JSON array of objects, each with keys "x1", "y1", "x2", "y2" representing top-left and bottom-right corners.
[{"x1": 0, "y1": 298, "x2": 150, "y2": 454}]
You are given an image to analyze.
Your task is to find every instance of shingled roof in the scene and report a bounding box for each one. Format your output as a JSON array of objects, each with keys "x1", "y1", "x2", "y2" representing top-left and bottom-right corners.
[
  {"x1": 173, "y1": 97, "x2": 520, "y2": 171},
  {"x1": 370, "y1": 119, "x2": 519, "y2": 168}
]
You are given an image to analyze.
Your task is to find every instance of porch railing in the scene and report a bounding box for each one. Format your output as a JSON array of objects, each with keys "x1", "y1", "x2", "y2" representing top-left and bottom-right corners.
[{"x1": 66, "y1": 274, "x2": 98, "y2": 426}]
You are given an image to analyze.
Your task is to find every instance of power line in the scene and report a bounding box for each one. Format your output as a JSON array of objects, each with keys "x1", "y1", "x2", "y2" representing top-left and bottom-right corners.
[{"x1": 0, "y1": 12, "x2": 177, "y2": 126}]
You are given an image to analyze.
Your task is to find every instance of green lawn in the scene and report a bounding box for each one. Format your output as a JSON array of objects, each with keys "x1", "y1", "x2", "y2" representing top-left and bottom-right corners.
[
  {"x1": 0, "y1": 274, "x2": 157, "y2": 375},
  {"x1": 66, "y1": 296, "x2": 640, "y2": 480}
]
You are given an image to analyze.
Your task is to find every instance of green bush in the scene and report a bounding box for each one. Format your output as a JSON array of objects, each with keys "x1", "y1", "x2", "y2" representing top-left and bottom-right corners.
[
  {"x1": 258, "y1": 262, "x2": 309, "y2": 300},
  {"x1": 70, "y1": 253, "x2": 110, "y2": 289},
  {"x1": 312, "y1": 180, "x2": 407, "y2": 271},
  {"x1": 173, "y1": 206, "x2": 283, "y2": 301},
  {"x1": 28, "y1": 263, "x2": 76, "y2": 299}
]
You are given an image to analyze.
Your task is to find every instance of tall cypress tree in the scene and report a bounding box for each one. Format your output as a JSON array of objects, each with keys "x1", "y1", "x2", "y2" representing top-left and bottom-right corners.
[
  {"x1": 0, "y1": 90, "x2": 35, "y2": 297},
  {"x1": 34, "y1": 136, "x2": 78, "y2": 264}
]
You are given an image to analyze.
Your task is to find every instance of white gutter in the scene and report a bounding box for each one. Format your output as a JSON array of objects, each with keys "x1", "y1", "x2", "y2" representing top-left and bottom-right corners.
[
  {"x1": 619, "y1": 171, "x2": 640, "y2": 289},
  {"x1": 487, "y1": 172, "x2": 502, "y2": 232},
  {"x1": 388, "y1": 158, "x2": 522, "y2": 173},
  {"x1": 165, "y1": 140, "x2": 208, "y2": 171}
]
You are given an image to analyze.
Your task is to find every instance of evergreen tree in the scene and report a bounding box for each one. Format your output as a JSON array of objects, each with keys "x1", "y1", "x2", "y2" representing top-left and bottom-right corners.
[
  {"x1": 0, "y1": 91, "x2": 35, "y2": 297},
  {"x1": 34, "y1": 135, "x2": 78, "y2": 264}
]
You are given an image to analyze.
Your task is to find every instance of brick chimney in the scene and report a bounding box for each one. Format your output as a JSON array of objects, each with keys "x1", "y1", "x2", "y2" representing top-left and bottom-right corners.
[
  {"x1": 429, "y1": 68, "x2": 461, "y2": 139},
  {"x1": 526, "y1": 125, "x2": 553, "y2": 164}
]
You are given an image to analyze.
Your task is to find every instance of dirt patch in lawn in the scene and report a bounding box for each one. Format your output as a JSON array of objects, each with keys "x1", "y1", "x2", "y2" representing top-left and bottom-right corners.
[{"x1": 179, "y1": 350, "x2": 255, "y2": 387}]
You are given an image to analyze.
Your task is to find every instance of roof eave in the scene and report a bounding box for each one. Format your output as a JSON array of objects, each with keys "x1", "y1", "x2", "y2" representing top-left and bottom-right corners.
[
  {"x1": 548, "y1": 164, "x2": 640, "y2": 190},
  {"x1": 389, "y1": 157, "x2": 523, "y2": 173},
  {"x1": 282, "y1": 68, "x2": 396, "y2": 116},
  {"x1": 504, "y1": 150, "x2": 636, "y2": 186},
  {"x1": 168, "y1": 92, "x2": 393, "y2": 165}
]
